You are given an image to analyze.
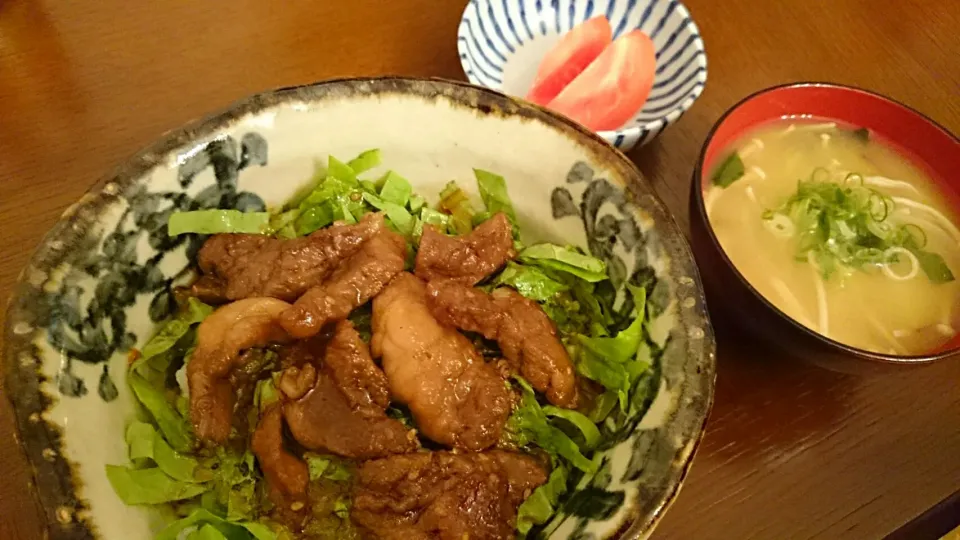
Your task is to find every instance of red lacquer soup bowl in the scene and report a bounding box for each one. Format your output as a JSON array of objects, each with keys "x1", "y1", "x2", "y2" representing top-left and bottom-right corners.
[{"x1": 689, "y1": 82, "x2": 960, "y2": 374}]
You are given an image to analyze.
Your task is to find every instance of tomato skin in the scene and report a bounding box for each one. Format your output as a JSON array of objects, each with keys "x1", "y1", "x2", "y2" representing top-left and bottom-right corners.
[
  {"x1": 546, "y1": 30, "x2": 657, "y2": 132},
  {"x1": 525, "y1": 17, "x2": 613, "y2": 106}
]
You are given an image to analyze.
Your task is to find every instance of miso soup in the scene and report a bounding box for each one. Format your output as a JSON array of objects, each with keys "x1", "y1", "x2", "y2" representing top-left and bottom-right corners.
[{"x1": 706, "y1": 120, "x2": 960, "y2": 355}]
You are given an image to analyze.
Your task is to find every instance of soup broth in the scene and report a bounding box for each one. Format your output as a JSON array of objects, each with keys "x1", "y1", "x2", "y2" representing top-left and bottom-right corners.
[{"x1": 706, "y1": 119, "x2": 960, "y2": 355}]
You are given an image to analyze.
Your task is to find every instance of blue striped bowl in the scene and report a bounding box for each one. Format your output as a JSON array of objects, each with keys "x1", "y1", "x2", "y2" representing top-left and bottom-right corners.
[{"x1": 458, "y1": 0, "x2": 707, "y2": 151}]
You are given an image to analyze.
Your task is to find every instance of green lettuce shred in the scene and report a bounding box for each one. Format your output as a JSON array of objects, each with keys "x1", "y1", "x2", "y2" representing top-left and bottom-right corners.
[
  {"x1": 123, "y1": 420, "x2": 205, "y2": 482},
  {"x1": 360, "y1": 180, "x2": 379, "y2": 194},
  {"x1": 133, "y1": 298, "x2": 213, "y2": 379},
  {"x1": 507, "y1": 378, "x2": 596, "y2": 473},
  {"x1": 204, "y1": 449, "x2": 260, "y2": 522},
  {"x1": 152, "y1": 430, "x2": 204, "y2": 482},
  {"x1": 294, "y1": 154, "x2": 375, "y2": 235},
  {"x1": 114, "y1": 154, "x2": 666, "y2": 539},
  {"x1": 126, "y1": 421, "x2": 156, "y2": 464},
  {"x1": 516, "y1": 464, "x2": 568, "y2": 535},
  {"x1": 519, "y1": 244, "x2": 607, "y2": 282},
  {"x1": 168, "y1": 210, "x2": 270, "y2": 236},
  {"x1": 326, "y1": 156, "x2": 358, "y2": 184},
  {"x1": 412, "y1": 207, "x2": 450, "y2": 239},
  {"x1": 305, "y1": 453, "x2": 352, "y2": 482},
  {"x1": 128, "y1": 373, "x2": 193, "y2": 453},
  {"x1": 362, "y1": 192, "x2": 414, "y2": 236},
  {"x1": 408, "y1": 194, "x2": 426, "y2": 213},
  {"x1": 253, "y1": 378, "x2": 279, "y2": 413},
  {"x1": 155, "y1": 508, "x2": 275, "y2": 540},
  {"x1": 189, "y1": 524, "x2": 226, "y2": 540},
  {"x1": 588, "y1": 391, "x2": 619, "y2": 423},
  {"x1": 494, "y1": 262, "x2": 568, "y2": 301},
  {"x1": 346, "y1": 149, "x2": 382, "y2": 175},
  {"x1": 295, "y1": 204, "x2": 334, "y2": 236},
  {"x1": 574, "y1": 286, "x2": 651, "y2": 410},
  {"x1": 333, "y1": 498, "x2": 351, "y2": 519},
  {"x1": 105, "y1": 465, "x2": 209, "y2": 505},
  {"x1": 542, "y1": 406, "x2": 601, "y2": 449},
  {"x1": 474, "y1": 169, "x2": 518, "y2": 230},
  {"x1": 378, "y1": 171, "x2": 412, "y2": 206}
]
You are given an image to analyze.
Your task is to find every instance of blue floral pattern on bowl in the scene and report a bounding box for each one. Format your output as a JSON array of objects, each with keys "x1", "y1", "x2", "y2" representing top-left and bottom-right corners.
[{"x1": 4, "y1": 78, "x2": 715, "y2": 539}]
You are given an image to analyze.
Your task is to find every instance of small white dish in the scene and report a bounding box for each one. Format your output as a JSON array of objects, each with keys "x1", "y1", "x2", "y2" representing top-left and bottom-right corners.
[{"x1": 458, "y1": 0, "x2": 708, "y2": 151}]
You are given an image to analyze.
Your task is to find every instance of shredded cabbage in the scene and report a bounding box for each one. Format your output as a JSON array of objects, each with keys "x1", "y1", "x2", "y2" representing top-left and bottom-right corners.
[
  {"x1": 116, "y1": 149, "x2": 662, "y2": 539},
  {"x1": 168, "y1": 210, "x2": 270, "y2": 236}
]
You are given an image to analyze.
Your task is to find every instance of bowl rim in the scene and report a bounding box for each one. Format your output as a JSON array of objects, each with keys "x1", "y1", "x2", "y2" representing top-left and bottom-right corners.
[
  {"x1": 692, "y1": 80, "x2": 960, "y2": 365},
  {"x1": 4, "y1": 76, "x2": 717, "y2": 539},
  {"x1": 455, "y1": 0, "x2": 708, "y2": 138}
]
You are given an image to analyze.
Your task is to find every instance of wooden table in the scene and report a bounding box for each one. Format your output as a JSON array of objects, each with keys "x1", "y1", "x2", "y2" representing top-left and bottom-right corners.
[{"x1": 1, "y1": 0, "x2": 958, "y2": 538}]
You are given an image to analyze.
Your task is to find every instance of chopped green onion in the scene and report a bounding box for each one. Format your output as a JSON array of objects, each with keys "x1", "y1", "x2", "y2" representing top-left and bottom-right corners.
[
  {"x1": 766, "y1": 169, "x2": 953, "y2": 283},
  {"x1": 810, "y1": 167, "x2": 830, "y2": 183},
  {"x1": 844, "y1": 172, "x2": 864, "y2": 186}
]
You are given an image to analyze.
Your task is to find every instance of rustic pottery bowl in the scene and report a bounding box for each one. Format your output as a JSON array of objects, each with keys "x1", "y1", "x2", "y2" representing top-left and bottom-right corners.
[
  {"x1": 5, "y1": 77, "x2": 715, "y2": 539},
  {"x1": 690, "y1": 82, "x2": 960, "y2": 374},
  {"x1": 457, "y1": 0, "x2": 707, "y2": 151}
]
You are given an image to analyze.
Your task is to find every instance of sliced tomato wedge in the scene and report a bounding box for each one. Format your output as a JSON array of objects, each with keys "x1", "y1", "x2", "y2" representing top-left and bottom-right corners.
[
  {"x1": 525, "y1": 16, "x2": 612, "y2": 106},
  {"x1": 546, "y1": 30, "x2": 657, "y2": 132}
]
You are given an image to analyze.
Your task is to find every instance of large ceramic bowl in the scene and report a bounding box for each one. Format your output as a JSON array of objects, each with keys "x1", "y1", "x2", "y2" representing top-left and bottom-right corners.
[
  {"x1": 457, "y1": 0, "x2": 707, "y2": 151},
  {"x1": 4, "y1": 77, "x2": 715, "y2": 539},
  {"x1": 690, "y1": 82, "x2": 960, "y2": 374}
]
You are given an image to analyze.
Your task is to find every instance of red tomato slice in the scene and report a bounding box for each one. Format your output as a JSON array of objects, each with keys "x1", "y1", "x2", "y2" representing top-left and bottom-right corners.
[
  {"x1": 546, "y1": 30, "x2": 657, "y2": 132},
  {"x1": 525, "y1": 16, "x2": 613, "y2": 106}
]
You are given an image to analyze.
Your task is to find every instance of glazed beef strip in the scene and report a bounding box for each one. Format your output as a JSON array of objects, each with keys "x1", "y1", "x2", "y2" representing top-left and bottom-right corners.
[
  {"x1": 193, "y1": 212, "x2": 385, "y2": 302},
  {"x1": 188, "y1": 297, "x2": 292, "y2": 443},
  {"x1": 279, "y1": 224, "x2": 407, "y2": 339},
  {"x1": 280, "y1": 320, "x2": 419, "y2": 459},
  {"x1": 352, "y1": 450, "x2": 548, "y2": 540},
  {"x1": 372, "y1": 272, "x2": 513, "y2": 451},
  {"x1": 414, "y1": 212, "x2": 516, "y2": 285},
  {"x1": 427, "y1": 280, "x2": 579, "y2": 408}
]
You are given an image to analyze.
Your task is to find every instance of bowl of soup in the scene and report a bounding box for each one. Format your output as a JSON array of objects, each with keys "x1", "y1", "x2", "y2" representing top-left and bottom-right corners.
[{"x1": 690, "y1": 82, "x2": 960, "y2": 372}]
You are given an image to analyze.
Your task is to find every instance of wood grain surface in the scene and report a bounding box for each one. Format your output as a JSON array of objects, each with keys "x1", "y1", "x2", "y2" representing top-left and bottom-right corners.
[{"x1": 1, "y1": 0, "x2": 958, "y2": 538}]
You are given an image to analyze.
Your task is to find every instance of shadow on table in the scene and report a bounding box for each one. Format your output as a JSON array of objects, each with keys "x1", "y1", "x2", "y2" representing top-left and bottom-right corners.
[
  {"x1": 629, "y1": 137, "x2": 664, "y2": 184},
  {"x1": 702, "y1": 312, "x2": 855, "y2": 463}
]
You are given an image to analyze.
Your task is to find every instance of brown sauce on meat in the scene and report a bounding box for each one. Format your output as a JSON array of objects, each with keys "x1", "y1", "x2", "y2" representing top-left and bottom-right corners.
[{"x1": 181, "y1": 211, "x2": 579, "y2": 539}]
